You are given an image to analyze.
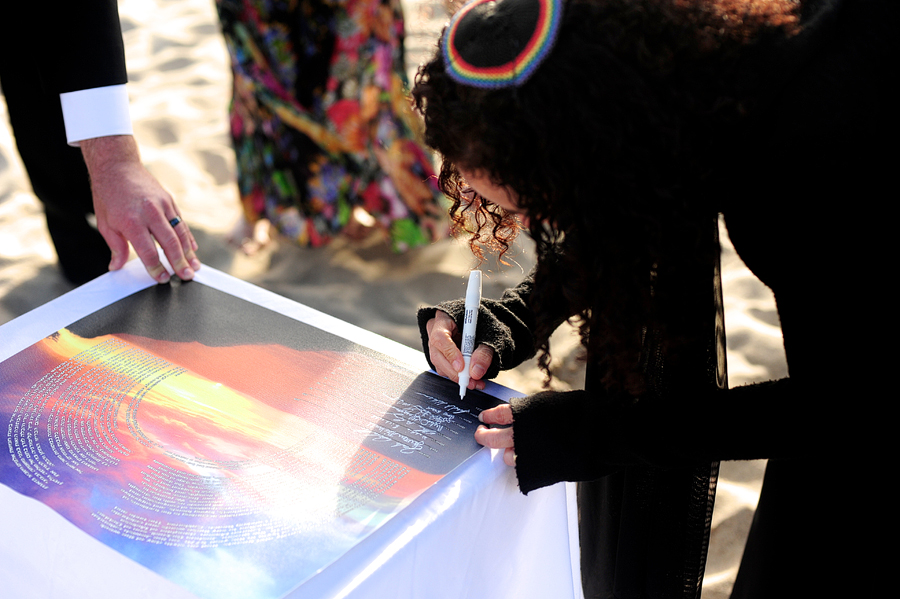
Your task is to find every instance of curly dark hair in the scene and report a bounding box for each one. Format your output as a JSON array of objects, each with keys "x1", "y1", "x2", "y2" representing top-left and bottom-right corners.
[{"x1": 413, "y1": 0, "x2": 800, "y2": 392}]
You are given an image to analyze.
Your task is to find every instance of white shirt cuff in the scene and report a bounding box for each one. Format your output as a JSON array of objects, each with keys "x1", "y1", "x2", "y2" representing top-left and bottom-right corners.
[{"x1": 59, "y1": 84, "x2": 134, "y2": 146}]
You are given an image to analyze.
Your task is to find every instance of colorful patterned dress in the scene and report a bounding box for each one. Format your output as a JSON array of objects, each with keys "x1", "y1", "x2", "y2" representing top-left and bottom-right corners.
[{"x1": 215, "y1": 0, "x2": 448, "y2": 251}]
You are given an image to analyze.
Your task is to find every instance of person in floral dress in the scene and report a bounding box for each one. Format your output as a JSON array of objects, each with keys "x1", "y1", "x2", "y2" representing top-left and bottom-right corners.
[{"x1": 216, "y1": 0, "x2": 448, "y2": 251}]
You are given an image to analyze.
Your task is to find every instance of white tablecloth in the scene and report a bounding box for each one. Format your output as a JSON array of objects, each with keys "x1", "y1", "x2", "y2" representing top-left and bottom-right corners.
[{"x1": 0, "y1": 258, "x2": 581, "y2": 599}]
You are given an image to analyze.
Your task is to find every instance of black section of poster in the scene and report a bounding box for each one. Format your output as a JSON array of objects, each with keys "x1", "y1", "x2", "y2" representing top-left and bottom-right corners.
[{"x1": 67, "y1": 279, "x2": 354, "y2": 351}]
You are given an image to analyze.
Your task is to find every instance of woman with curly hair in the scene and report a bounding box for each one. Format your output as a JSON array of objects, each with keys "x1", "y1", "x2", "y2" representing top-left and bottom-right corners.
[{"x1": 414, "y1": 0, "x2": 894, "y2": 596}]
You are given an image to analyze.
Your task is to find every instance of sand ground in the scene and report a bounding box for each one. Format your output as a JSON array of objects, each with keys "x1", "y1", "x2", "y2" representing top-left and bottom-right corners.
[{"x1": 0, "y1": 1, "x2": 784, "y2": 596}]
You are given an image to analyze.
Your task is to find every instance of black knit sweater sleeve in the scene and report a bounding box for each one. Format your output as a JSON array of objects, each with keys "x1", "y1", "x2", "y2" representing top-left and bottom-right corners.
[
  {"x1": 418, "y1": 273, "x2": 566, "y2": 379},
  {"x1": 509, "y1": 379, "x2": 815, "y2": 494}
]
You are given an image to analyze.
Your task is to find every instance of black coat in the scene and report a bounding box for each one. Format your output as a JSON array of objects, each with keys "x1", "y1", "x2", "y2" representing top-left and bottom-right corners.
[
  {"x1": 0, "y1": 0, "x2": 128, "y2": 283},
  {"x1": 418, "y1": 0, "x2": 896, "y2": 596}
]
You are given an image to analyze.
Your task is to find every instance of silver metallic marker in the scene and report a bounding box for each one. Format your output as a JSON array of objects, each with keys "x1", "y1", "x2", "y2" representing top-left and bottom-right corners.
[{"x1": 458, "y1": 269, "x2": 482, "y2": 399}]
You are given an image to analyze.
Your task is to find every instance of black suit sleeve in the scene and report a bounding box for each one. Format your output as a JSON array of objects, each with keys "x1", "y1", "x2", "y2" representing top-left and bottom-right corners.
[{"x1": 42, "y1": 0, "x2": 128, "y2": 93}]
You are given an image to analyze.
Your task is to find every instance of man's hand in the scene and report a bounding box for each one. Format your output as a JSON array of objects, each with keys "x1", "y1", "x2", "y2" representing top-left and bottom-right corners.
[
  {"x1": 80, "y1": 135, "x2": 200, "y2": 283},
  {"x1": 425, "y1": 309, "x2": 495, "y2": 391}
]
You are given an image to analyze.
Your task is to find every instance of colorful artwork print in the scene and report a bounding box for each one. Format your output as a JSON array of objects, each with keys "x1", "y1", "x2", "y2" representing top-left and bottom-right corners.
[{"x1": 1, "y1": 282, "x2": 503, "y2": 599}]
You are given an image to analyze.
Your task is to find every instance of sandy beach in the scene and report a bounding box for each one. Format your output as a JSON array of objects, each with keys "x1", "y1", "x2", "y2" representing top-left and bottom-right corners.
[{"x1": 0, "y1": 1, "x2": 783, "y2": 596}]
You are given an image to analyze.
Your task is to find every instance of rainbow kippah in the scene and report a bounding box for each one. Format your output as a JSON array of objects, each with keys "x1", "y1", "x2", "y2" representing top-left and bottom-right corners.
[{"x1": 442, "y1": 0, "x2": 564, "y2": 89}]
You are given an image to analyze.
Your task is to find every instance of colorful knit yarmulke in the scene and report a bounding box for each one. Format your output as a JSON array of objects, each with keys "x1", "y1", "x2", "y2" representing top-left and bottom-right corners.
[{"x1": 442, "y1": 0, "x2": 564, "y2": 89}]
